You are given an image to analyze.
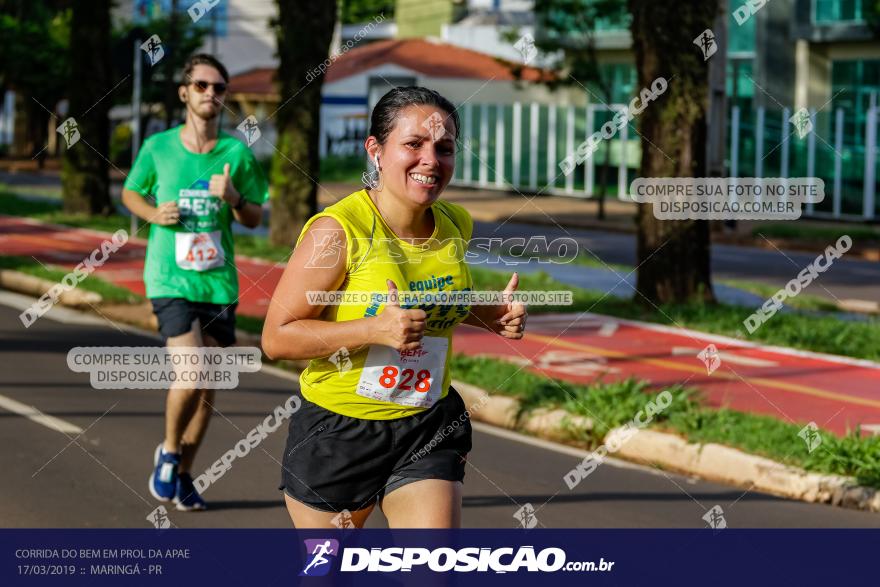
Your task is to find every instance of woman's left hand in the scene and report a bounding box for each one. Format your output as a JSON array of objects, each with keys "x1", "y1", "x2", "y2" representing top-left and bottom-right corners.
[{"x1": 492, "y1": 272, "x2": 527, "y2": 339}]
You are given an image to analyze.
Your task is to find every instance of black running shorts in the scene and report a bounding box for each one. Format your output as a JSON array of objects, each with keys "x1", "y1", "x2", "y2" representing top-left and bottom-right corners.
[
  {"x1": 150, "y1": 297, "x2": 237, "y2": 347},
  {"x1": 279, "y1": 386, "x2": 473, "y2": 513}
]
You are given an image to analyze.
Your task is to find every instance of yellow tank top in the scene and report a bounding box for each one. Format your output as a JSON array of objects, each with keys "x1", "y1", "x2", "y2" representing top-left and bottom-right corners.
[{"x1": 295, "y1": 189, "x2": 474, "y2": 420}]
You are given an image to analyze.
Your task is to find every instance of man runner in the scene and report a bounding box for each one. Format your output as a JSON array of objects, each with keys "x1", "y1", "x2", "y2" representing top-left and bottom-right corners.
[{"x1": 122, "y1": 54, "x2": 268, "y2": 510}]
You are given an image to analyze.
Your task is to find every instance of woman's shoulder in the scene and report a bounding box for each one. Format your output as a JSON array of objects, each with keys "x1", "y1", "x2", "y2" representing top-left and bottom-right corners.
[
  {"x1": 297, "y1": 189, "x2": 373, "y2": 243},
  {"x1": 434, "y1": 199, "x2": 473, "y2": 239},
  {"x1": 324, "y1": 190, "x2": 370, "y2": 218}
]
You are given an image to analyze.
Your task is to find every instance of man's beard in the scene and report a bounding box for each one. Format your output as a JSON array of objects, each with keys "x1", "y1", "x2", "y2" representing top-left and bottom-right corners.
[{"x1": 190, "y1": 102, "x2": 220, "y2": 121}]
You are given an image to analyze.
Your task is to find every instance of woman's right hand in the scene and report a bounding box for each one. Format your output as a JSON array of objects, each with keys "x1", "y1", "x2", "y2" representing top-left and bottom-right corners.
[
  {"x1": 373, "y1": 279, "x2": 427, "y2": 351},
  {"x1": 152, "y1": 201, "x2": 180, "y2": 226}
]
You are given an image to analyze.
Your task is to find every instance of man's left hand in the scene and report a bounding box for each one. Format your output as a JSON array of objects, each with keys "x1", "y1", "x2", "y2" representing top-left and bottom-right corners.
[{"x1": 209, "y1": 163, "x2": 241, "y2": 206}]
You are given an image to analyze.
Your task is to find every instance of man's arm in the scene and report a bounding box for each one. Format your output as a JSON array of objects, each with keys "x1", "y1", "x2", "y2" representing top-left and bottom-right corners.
[
  {"x1": 209, "y1": 163, "x2": 262, "y2": 229},
  {"x1": 230, "y1": 196, "x2": 262, "y2": 229},
  {"x1": 121, "y1": 188, "x2": 178, "y2": 226}
]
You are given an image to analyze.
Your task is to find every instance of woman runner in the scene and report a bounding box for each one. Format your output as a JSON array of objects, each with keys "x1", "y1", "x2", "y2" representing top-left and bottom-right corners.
[{"x1": 262, "y1": 86, "x2": 526, "y2": 528}]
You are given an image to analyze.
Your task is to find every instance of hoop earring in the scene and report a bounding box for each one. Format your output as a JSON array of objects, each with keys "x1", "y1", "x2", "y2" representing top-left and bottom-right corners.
[{"x1": 362, "y1": 154, "x2": 382, "y2": 190}]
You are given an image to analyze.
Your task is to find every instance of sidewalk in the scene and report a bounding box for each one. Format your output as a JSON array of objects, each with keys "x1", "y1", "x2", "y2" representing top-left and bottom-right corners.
[{"x1": 2, "y1": 214, "x2": 879, "y2": 437}]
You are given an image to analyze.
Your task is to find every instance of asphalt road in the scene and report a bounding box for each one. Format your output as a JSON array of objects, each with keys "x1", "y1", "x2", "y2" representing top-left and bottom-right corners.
[{"x1": 0, "y1": 291, "x2": 878, "y2": 529}]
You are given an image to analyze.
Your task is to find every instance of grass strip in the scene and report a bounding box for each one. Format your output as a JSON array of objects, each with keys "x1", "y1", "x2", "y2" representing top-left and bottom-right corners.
[
  {"x1": 0, "y1": 255, "x2": 143, "y2": 304},
  {"x1": 753, "y1": 223, "x2": 880, "y2": 244},
  {"x1": 0, "y1": 191, "x2": 130, "y2": 233},
  {"x1": 468, "y1": 266, "x2": 879, "y2": 362},
  {"x1": 716, "y1": 278, "x2": 839, "y2": 312},
  {"x1": 234, "y1": 235, "x2": 292, "y2": 263},
  {"x1": 451, "y1": 353, "x2": 880, "y2": 488}
]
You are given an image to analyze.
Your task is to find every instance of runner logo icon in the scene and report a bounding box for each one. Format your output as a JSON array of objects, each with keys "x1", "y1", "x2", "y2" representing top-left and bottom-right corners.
[{"x1": 300, "y1": 539, "x2": 339, "y2": 576}]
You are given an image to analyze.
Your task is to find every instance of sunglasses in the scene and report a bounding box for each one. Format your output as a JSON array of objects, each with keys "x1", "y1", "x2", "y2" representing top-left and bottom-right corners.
[{"x1": 189, "y1": 80, "x2": 227, "y2": 94}]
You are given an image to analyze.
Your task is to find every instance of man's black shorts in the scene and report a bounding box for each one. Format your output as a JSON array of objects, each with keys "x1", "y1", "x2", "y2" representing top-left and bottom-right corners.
[
  {"x1": 279, "y1": 386, "x2": 473, "y2": 513},
  {"x1": 150, "y1": 297, "x2": 237, "y2": 347}
]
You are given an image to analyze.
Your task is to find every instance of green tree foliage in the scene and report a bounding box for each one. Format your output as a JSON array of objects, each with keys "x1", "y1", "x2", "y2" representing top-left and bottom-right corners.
[
  {"x1": 866, "y1": 0, "x2": 880, "y2": 35},
  {"x1": 0, "y1": 1, "x2": 70, "y2": 163},
  {"x1": 533, "y1": 0, "x2": 628, "y2": 91},
  {"x1": 112, "y1": 8, "x2": 208, "y2": 125},
  {"x1": 531, "y1": 0, "x2": 631, "y2": 219},
  {"x1": 339, "y1": 0, "x2": 394, "y2": 24}
]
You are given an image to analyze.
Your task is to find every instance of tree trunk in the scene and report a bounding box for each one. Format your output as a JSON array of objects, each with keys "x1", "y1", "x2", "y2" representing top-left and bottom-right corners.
[
  {"x1": 596, "y1": 140, "x2": 610, "y2": 220},
  {"x1": 269, "y1": 0, "x2": 337, "y2": 246},
  {"x1": 164, "y1": 0, "x2": 180, "y2": 129},
  {"x1": 595, "y1": 84, "x2": 615, "y2": 221},
  {"x1": 25, "y1": 102, "x2": 49, "y2": 169},
  {"x1": 628, "y1": 0, "x2": 717, "y2": 304},
  {"x1": 62, "y1": 0, "x2": 113, "y2": 215}
]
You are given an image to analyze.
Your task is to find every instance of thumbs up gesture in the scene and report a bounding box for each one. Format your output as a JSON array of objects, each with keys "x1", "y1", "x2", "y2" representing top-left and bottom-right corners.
[
  {"x1": 493, "y1": 272, "x2": 527, "y2": 339},
  {"x1": 374, "y1": 279, "x2": 428, "y2": 351},
  {"x1": 209, "y1": 162, "x2": 240, "y2": 205}
]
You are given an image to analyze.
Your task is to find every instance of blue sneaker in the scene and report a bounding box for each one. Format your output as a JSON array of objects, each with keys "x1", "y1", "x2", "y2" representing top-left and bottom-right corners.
[
  {"x1": 174, "y1": 473, "x2": 207, "y2": 511},
  {"x1": 148, "y1": 443, "x2": 180, "y2": 502}
]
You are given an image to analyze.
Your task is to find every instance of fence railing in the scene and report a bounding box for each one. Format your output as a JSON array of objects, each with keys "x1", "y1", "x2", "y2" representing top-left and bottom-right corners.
[
  {"x1": 729, "y1": 103, "x2": 878, "y2": 220},
  {"x1": 451, "y1": 100, "x2": 880, "y2": 221},
  {"x1": 452, "y1": 102, "x2": 636, "y2": 200}
]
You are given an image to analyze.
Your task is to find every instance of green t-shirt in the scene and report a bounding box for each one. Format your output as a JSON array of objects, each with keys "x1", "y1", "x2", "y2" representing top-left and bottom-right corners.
[{"x1": 124, "y1": 126, "x2": 269, "y2": 304}]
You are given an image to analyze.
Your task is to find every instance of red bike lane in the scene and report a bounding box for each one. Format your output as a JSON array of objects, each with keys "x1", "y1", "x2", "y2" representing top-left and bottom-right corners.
[
  {"x1": 3, "y1": 215, "x2": 878, "y2": 436},
  {"x1": 454, "y1": 314, "x2": 880, "y2": 436}
]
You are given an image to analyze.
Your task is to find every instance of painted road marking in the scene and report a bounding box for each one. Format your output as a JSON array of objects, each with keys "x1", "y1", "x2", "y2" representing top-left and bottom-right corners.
[
  {"x1": 524, "y1": 331, "x2": 880, "y2": 410},
  {"x1": 473, "y1": 350, "x2": 620, "y2": 376},
  {"x1": 529, "y1": 315, "x2": 619, "y2": 337},
  {"x1": 671, "y1": 346, "x2": 779, "y2": 368},
  {"x1": 859, "y1": 424, "x2": 880, "y2": 436},
  {"x1": 473, "y1": 353, "x2": 532, "y2": 367},
  {"x1": 574, "y1": 311, "x2": 880, "y2": 371},
  {"x1": 535, "y1": 350, "x2": 620, "y2": 376},
  {"x1": 598, "y1": 322, "x2": 619, "y2": 337},
  {"x1": 0, "y1": 393, "x2": 83, "y2": 435}
]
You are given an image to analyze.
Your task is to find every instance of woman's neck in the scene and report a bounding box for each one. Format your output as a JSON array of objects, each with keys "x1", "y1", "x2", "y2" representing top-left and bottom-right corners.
[{"x1": 368, "y1": 189, "x2": 434, "y2": 242}]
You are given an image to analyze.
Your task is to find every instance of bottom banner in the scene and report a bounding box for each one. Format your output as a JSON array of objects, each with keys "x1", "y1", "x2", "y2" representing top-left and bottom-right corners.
[{"x1": 2, "y1": 529, "x2": 875, "y2": 586}]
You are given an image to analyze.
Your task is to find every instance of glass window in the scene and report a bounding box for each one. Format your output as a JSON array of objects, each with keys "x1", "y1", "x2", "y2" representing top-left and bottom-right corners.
[
  {"x1": 596, "y1": 63, "x2": 637, "y2": 103},
  {"x1": 133, "y1": 0, "x2": 229, "y2": 36},
  {"x1": 594, "y1": 12, "x2": 631, "y2": 32},
  {"x1": 586, "y1": 0, "x2": 631, "y2": 32},
  {"x1": 814, "y1": 0, "x2": 864, "y2": 23},
  {"x1": 831, "y1": 60, "x2": 880, "y2": 146},
  {"x1": 727, "y1": 59, "x2": 755, "y2": 105},
  {"x1": 729, "y1": 2, "x2": 756, "y2": 55}
]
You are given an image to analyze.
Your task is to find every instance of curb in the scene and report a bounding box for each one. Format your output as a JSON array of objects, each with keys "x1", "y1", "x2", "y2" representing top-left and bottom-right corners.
[
  {"x1": 0, "y1": 269, "x2": 102, "y2": 307},
  {"x1": 837, "y1": 299, "x2": 880, "y2": 315},
  {"x1": 454, "y1": 379, "x2": 880, "y2": 515},
  {"x1": 609, "y1": 427, "x2": 880, "y2": 513},
  {"x1": 454, "y1": 380, "x2": 593, "y2": 442},
  {"x1": 0, "y1": 269, "x2": 259, "y2": 346}
]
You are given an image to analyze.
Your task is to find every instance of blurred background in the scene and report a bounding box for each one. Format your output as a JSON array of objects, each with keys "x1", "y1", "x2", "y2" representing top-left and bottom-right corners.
[{"x1": 2, "y1": 0, "x2": 880, "y2": 529}]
